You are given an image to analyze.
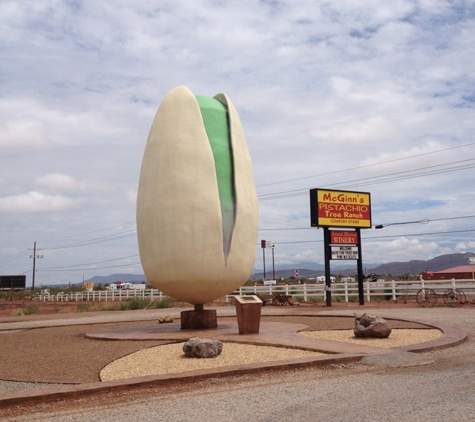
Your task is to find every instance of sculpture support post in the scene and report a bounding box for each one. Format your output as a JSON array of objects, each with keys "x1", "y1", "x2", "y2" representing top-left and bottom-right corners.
[{"x1": 181, "y1": 305, "x2": 217, "y2": 329}]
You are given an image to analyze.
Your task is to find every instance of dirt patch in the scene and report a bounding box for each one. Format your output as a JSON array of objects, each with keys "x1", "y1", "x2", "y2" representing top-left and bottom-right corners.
[
  {"x1": 0, "y1": 296, "x2": 426, "y2": 318},
  {"x1": 0, "y1": 300, "x2": 119, "y2": 317}
]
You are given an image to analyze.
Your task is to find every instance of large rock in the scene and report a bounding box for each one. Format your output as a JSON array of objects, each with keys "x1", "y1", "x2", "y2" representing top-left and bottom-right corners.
[
  {"x1": 354, "y1": 313, "x2": 392, "y2": 338},
  {"x1": 183, "y1": 338, "x2": 223, "y2": 358}
]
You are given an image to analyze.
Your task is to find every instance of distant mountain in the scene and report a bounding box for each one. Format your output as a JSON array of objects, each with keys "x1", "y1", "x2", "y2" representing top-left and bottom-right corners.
[
  {"x1": 86, "y1": 273, "x2": 149, "y2": 285},
  {"x1": 84, "y1": 252, "x2": 475, "y2": 284},
  {"x1": 251, "y1": 252, "x2": 475, "y2": 280},
  {"x1": 368, "y1": 252, "x2": 475, "y2": 276},
  {"x1": 271, "y1": 262, "x2": 325, "y2": 271}
]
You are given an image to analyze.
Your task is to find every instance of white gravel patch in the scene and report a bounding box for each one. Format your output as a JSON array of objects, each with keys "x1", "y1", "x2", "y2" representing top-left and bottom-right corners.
[
  {"x1": 299, "y1": 328, "x2": 442, "y2": 348},
  {"x1": 100, "y1": 342, "x2": 324, "y2": 381},
  {"x1": 100, "y1": 329, "x2": 442, "y2": 382}
]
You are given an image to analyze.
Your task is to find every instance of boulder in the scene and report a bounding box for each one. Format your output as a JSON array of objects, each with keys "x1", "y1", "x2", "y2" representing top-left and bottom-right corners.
[
  {"x1": 158, "y1": 315, "x2": 174, "y2": 324},
  {"x1": 183, "y1": 338, "x2": 223, "y2": 358},
  {"x1": 354, "y1": 313, "x2": 391, "y2": 338}
]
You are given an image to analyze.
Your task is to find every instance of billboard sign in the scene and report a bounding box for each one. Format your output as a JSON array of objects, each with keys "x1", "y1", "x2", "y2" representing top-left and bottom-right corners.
[
  {"x1": 0, "y1": 275, "x2": 26, "y2": 290},
  {"x1": 310, "y1": 188, "x2": 372, "y2": 228}
]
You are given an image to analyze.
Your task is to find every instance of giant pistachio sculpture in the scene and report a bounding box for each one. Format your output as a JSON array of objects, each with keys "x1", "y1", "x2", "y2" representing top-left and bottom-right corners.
[{"x1": 137, "y1": 86, "x2": 258, "y2": 304}]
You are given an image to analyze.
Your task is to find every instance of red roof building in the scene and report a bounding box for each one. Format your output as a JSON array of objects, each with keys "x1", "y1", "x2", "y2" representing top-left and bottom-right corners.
[{"x1": 423, "y1": 265, "x2": 475, "y2": 280}]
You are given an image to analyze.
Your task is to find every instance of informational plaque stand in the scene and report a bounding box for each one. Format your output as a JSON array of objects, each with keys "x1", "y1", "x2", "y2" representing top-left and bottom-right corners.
[{"x1": 235, "y1": 295, "x2": 263, "y2": 334}]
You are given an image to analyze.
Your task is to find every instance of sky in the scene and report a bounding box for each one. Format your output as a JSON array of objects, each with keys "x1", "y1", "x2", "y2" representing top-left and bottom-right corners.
[{"x1": 1, "y1": 0, "x2": 474, "y2": 287}]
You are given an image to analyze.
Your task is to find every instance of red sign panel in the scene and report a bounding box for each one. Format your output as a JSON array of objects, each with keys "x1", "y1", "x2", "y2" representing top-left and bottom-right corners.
[{"x1": 330, "y1": 230, "x2": 358, "y2": 245}]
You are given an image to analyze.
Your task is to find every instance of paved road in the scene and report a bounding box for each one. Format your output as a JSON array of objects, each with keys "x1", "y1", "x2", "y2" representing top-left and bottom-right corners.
[{"x1": 3, "y1": 306, "x2": 475, "y2": 421}]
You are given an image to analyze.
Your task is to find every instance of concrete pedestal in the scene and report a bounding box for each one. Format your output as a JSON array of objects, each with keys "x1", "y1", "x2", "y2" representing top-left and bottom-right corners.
[
  {"x1": 235, "y1": 295, "x2": 262, "y2": 334},
  {"x1": 181, "y1": 309, "x2": 217, "y2": 329}
]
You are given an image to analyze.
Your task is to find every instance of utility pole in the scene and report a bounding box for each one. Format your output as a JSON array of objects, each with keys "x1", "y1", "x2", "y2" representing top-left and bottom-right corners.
[{"x1": 30, "y1": 241, "x2": 43, "y2": 290}]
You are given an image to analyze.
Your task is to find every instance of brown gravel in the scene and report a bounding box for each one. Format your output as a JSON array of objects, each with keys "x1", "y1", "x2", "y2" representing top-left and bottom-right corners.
[
  {"x1": 0, "y1": 321, "x2": 169, "y2": 384},
  {"x1": 0, "y1": 313, "x2": 432, "y2": 384}
]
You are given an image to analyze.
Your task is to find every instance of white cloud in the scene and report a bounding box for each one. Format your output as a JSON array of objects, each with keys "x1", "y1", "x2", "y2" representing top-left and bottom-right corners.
[
  {"x1": 0, "y1": 119, "x2": 47, "y2": 151},
  {"x1": 34, "y1": 173, "x2": 85, "y2": 192},
  {"x1": 0, "y1": 0, "x2": 474, "y2": 284},
  {"x1": 126, "y1": 189, "x2": 137, "y2": 204},
  {"x1": 365, "y1": 237, "x2": 442, "y2": 263},
  {"x1": 455, "y1": 241, "x2": 475, "y2": 251},
  {"x1": 0, "y1": 191, "x2": 76, "y2": 213}
]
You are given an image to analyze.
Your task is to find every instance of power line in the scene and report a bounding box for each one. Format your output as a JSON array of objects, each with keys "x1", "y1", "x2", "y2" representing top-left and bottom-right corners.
[
  {"x1": 42, "y1": 229, "x2": 137, "y2": 251},
  {"x1": 39, "y1": 254, "x2": 140, "y2": 270},
  {"x1": 45, "y1": 221, "x2": 136, "y2": 243},
  {"x1": 259, "y1": 214, "x2": 475, "y2": 231},
  {"x1": 0, "y1": 249, "x2": 29, "y2": 266},
  {"x1": 38, "y1": 262, "x2": 142, "y2": 272},
  {"x1": 257, "y1": 141, "x2": 475, "y2": 188},
  {"x1": 274, "y1": 228, "x2": 475, "y2": 245},
  {"x1": 258, "y1": 158, "x2": 475, "y2": 201}
]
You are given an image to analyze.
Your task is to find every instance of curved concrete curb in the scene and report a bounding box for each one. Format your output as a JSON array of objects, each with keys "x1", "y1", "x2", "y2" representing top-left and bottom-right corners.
[{"x1": 0, "y1": 313, "x2": 467, "y2": 410}]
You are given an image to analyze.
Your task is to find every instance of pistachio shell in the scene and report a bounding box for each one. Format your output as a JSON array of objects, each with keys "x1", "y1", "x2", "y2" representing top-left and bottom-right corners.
[{"x1": 137, "y1": 86, "x2": 258, "y2": 304}]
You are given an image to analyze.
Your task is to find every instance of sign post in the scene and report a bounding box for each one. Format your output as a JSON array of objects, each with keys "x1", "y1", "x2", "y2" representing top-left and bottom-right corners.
[
  {"x1": 310, "y1": 188, "x2": 372, "y2": 306},
  {"x1": 469, "y1": 257, "x2": 475, "y2": 279},
  {"x1": 261, "y1": 240, "x2": 266, "y2": 280},
  {"x1": 323, "y1": 228, "x2": 332, "y2": 306},
  {"x1": 261, "y1": 240, "x2": 275, "y2": 281}
]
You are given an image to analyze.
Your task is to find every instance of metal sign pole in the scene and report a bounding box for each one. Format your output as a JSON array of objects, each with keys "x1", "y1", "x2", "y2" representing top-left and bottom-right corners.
[
  {"x1": 272, "y1": 244, "x2": 275, "y2": 280},
  {"x1": 261, "y1": 240, "x2": 266, "y2": 280},
  {"x1": 356, "y1": 228, "x2": 364, "y2": 305},
  {"x1": 323, "y1": 228, "x2": 332, "y2": 307}
]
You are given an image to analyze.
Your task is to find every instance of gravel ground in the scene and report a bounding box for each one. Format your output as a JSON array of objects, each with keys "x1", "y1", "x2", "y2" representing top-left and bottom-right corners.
[
  {"x1": 100, "y1": 328, "x2": 440, "y2": 381},
  {"x1": 1, "y1": 305, "x2": 474, "y2": 421},
  {"x1": 299, "y1": 328, "x2": 442, "y2": 347},
  {"x1": 0, "y1": 312, "x2": 427, "y2": 385}
]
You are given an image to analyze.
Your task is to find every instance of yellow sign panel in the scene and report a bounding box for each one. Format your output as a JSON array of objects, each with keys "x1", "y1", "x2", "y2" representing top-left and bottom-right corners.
[{"x1": 311, "y1": 189, "x2": 372, "y2": 228}]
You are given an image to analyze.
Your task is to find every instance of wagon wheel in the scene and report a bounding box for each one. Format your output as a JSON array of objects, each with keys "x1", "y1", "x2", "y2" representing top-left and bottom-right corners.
[
  {"x1": 416, "y1": 288, "x2": 438, "y2": 307},
  {"x1": 276, "y1": 295, "x2": 288, "y2": 306},
  {"x1": 443, "y1": 289, "x2": 466, "y2": 307}
]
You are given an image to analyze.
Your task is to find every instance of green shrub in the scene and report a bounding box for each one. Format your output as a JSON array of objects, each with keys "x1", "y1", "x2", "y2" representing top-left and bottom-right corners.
[
  {"x1": 77, "y1": 303, "x2": 89, "y2": 312},
  {"x1": 25, "y1": 304, "x2": 39, "y2": 315},
  {"x1": 101, "y1": 306, "x2": 119, "y2": 311},
  {"x1": 384, "y1": 289, "x2": 393, "y2": 301},
  {"x1": 128, "y1": 298, "x2": 147, "y2": 310},
  {"x1": 119, "y1": 302, "x2": 129, "y2": 311},
  {"x1": 155, "y1": 297, "x2": 173, "y2": 308}
]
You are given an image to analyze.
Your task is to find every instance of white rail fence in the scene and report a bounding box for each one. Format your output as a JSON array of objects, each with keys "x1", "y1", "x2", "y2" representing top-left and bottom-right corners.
[
  {"x1": 35, "y1": 279, "x2": 475, "y2": 304},
  {"x1": 233, "y1": 279, "x2": 475, "y2": 303},
  {"x1": 37, "y1": 289, "x2": 165, "y2": 302}
]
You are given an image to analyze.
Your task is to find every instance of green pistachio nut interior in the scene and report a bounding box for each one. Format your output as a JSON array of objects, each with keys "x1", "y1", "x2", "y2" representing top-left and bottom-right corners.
[{"x1": 195, "y1": 95, "x2": 235, "y2": 258}]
